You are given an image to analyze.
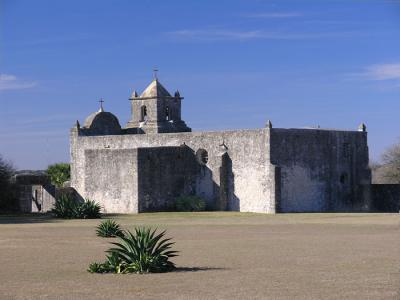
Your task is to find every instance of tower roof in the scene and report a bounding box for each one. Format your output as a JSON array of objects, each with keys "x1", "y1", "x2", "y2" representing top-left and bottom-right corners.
[{"x1": 139, "y1": 79, "x2": 172, "y2": 98}]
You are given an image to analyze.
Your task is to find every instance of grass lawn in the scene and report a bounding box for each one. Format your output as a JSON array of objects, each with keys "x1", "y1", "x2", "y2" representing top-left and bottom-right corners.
[{"x1": 0, "y1": 212, "x2": 398, "y2": 299}]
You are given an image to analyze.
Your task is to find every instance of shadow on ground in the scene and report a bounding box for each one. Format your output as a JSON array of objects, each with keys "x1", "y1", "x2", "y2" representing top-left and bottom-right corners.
[
  {"x1": 0, "y1": 213, "x2": 58, "y2": 224},
  {"x1": 174, "y1": 267, "x2": 227, "y2": 273},
  {"x1": 101, "y1": 214, "x2": 126, "y2": 219},
  {"x1": 0, "y1": 213, "x2": 125, "y2": 224}
]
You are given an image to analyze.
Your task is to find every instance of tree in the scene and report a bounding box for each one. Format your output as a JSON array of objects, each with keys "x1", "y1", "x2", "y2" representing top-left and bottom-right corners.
[
  {"x1": 0, "y1": 155, "x2": 16, "y2": 211},
  {"x1": 46, "y1": 163, "x2": 71, "y2": 188},
  {"x1": 372, "y1": 142, "x2": 400, "y2": 184},
  {"x1": 381, "y1": 143, "x2": 400, "y2": 183}
]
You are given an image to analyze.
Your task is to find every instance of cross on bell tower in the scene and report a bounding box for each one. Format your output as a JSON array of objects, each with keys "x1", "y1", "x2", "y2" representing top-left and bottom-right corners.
[{"x1": 153, "y1": 68, "x2": 158, "y2": 80}]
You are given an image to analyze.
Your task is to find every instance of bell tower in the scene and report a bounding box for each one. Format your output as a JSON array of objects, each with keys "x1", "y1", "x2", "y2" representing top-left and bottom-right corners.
[{"x1": 126, "y1": 77, "x2": 191, "y2": 134}]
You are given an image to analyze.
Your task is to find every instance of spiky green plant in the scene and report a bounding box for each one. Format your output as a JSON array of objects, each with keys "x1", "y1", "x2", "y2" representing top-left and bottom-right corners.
[
  {"x1": 88, "y1": 227, "x2": 178, "y2": 274},
  {"x1": 78, "y1": 199, "x2": 101, "y2": 219},
  {"x1": 52, "y1": 194, "x2": 77, "y2": 218},
  {"x1": 109, "y1": 227, "x2": 178, "y2": 273},
  {"x1": 87, "y1": 262, "x2": 107, "y2": 273},
  {"x1": 52, "y1": 196, "x2": 101, "y2": 219},
  {"x1": 96, "y1": 219, "x2": 124, "y2": 238},
  {"x1": 87, "y1": 252, "x2": 124, "y2": 273},
  {"x1": 103, "y1": 252, "x2": 123, "y2": 273}
]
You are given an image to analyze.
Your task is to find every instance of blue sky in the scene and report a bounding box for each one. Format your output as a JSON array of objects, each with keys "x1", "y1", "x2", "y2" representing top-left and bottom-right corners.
[{"x1": 1, "y1": 0, "x2": 400, "y2": 169}]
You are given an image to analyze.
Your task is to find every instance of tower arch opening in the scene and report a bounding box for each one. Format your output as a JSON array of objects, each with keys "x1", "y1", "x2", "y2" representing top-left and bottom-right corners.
[{"x1": 141, "y1": 105, "x2": 148, "y2": 122}]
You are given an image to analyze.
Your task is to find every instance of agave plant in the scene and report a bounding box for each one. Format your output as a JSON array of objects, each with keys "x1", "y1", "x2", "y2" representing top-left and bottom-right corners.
[
  {"x1": 109, "y1": 227, "x2": 178, "y2": 273},
  {"x1": 88, "y1": 227, "x2": 178, "y2": 274},
  {"x1": 52, "y1": 194, "x2": 77, "y2": 218},
  {"x1": 78, "y1": 199, "x2": 101, "y2": 219},
  {"x1": 96, "y1": 219, "x2": 124, "y2": 238},
  {"x1": 52, "y1": 195, "x2": 101, "y2": 219}
]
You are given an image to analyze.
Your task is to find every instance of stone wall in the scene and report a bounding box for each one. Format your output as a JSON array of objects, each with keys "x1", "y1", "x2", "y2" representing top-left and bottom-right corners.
[
  {"x1": 71, "y1": 128, "x2": 275, "y2": 213},
  {"x1": 84, "y1": 149, "x2": 139, "y2": 213},
  {"x1": 270, "y1": 128, "x2": 371, "y2": 212},
  {"x1": 71, "y1": 126, "x2": 371, "y2": 214}
]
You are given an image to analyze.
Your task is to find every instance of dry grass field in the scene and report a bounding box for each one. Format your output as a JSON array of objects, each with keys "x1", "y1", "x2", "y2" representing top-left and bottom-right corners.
[{"x1": 0, "y1": 212, "x2": 398, "y2": 300}]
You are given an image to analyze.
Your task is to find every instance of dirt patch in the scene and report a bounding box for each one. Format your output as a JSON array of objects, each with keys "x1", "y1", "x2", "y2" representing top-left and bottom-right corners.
[{"x1": 0, "y1": 213, "x2": 398, "y2": 299}]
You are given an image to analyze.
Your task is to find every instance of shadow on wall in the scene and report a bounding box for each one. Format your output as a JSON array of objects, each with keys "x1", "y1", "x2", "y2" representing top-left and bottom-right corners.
[
  {"x1": 220, "y1": 153, "x2": 239, "y2": 211},
  {"x1": 33, "y1": 184, "x2": 56, "y2": 212},
  {"x1": 137, "y1": 145, "x2": 240, "y2": 212}
]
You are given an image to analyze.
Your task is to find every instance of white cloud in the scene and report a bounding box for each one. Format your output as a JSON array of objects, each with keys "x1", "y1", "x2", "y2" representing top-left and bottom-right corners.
[
  {"x1": 0, "y1": 73, "x2": 37, "y2": 91},
  {"x1": 0, "y1": 74, "x2": 17, "y2": 81},
  {"x1": 167, "y1": 29, "x2": 358, "y2": 41},
  {"x1": 244, "y1": 12, "x2": 303, "y2": 18},
  {"x1": 346, "y1": 63, "x2": 400, "y2": 89},
  {"x1": 363, "y1": 64, "x2": 400, "y2": 80},
  {"x1": 169, "y1": 29, "x2": 262, "y2": 41}
]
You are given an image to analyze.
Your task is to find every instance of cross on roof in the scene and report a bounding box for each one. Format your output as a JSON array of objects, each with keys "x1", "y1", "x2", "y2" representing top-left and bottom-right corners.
[
  {"x1": 153, "y1": 68, "x2": 158, "y2": 80},
  {"x1": 99, "y1": 98, "x2": 104, "y2": 112}
]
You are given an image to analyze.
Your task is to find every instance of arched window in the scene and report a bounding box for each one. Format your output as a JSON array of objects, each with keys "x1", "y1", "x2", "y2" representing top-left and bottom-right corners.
[
  {"x1": 165, "y1": 106, "x2": 170, "y2": 121},
  {"x1": 196, "y1": 148, "x2": 209, "y2": 165},
  {"x1": 141, "y1": 105, "x2": 147, "y2": 122}
]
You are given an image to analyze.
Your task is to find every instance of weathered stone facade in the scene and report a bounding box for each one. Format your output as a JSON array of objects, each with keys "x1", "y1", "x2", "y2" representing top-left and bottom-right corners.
[{"x1": 70, "y1": 79, "x2": 372, "y2": 213}]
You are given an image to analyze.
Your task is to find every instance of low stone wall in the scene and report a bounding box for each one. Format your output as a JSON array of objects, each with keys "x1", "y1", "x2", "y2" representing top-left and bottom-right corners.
[
  {"x1": 17, "y1": 184, "x2": 56, "y2": 213},
  {"x1": 371, "y1": 184, "x2": 400, "y2": 212},
  {"x1": 13, "y1": 173, "x2": 58, "y2": 213}
]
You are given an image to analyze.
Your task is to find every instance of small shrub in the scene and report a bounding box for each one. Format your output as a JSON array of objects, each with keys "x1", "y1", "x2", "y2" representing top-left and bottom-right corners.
[
  {"x1": 88, "y1": 252, "x2": 122, "y2": 273},
  {"x1": 103, "y1": 252, "x2": 123, "y2": 273},
  {"x1": 88, "y1": 227, "x2": 178, "y2": 274},
  {"x1": 175, "y1": 195, "x2": 206, "y2": 212},
  {"x1": 52, "y1": 195, "x2": 101, "y2": 219},
  {"x1": 96, "y1": 220, "x2": 124, "y2": 238},
  {"x1": 87, "y1": 262, "x2": 107, "y2": 273}
]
